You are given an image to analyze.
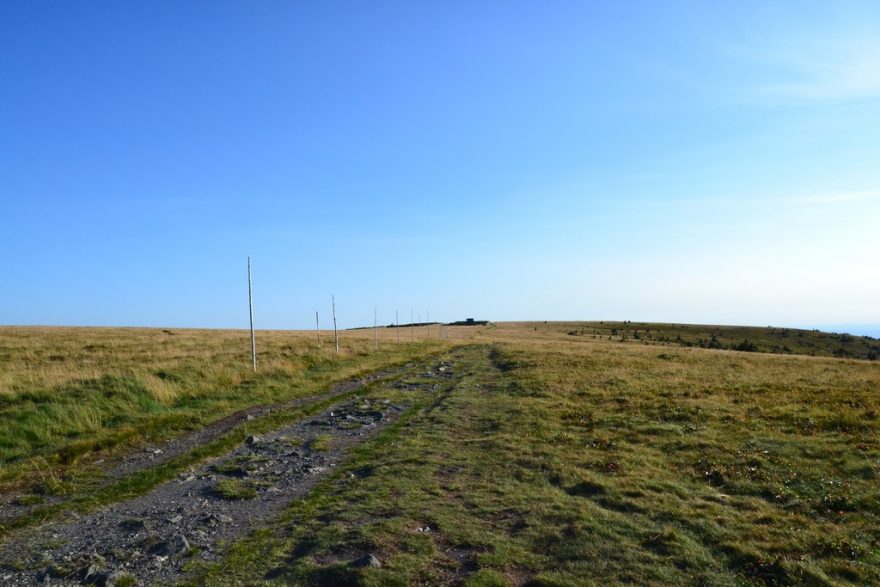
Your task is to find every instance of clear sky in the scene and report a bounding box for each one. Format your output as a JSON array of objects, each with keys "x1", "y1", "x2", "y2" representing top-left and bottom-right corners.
[{"x1": 2, "y1": 1, "x2": 878, "y2": 333}]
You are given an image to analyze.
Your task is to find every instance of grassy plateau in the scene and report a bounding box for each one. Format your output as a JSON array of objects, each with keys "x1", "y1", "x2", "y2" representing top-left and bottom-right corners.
[{"x1": 1, "y1": 322, "x2": 878, "y2": 585}]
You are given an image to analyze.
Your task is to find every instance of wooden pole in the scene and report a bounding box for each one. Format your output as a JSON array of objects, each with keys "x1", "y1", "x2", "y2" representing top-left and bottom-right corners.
[
  {"x1": 332, "y1": 295, "x2": 339, "y2": 354},
  {"x1": 411, "y1": 308, "x2": 414, "y2": 341},
  {"x1": 247, "y1": 257, "x2": 256, "y2": 372},
  {"x1": 315, "y1": 311, "x2": 320, "y2": 344},
  {"x1": 373, "y1": 307, "x2": 378, "y2": 350},
  {"x1": 396, "y1": 309, "x2": 400, "y2": 343}
]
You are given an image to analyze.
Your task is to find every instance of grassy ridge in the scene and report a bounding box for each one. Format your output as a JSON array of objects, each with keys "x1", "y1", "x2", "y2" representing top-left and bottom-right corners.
[
  {"x1": 0, "y1": 326, "x2": 451, "y2": 489},
  {"x1": 497, "y1": 321, "x2": 880, "y2": 360}
]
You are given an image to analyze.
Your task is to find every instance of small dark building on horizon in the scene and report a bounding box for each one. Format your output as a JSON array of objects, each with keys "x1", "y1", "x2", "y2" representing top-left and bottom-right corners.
[{"x1": 448, "y1": 318, "x2": 489, "y2": 326}]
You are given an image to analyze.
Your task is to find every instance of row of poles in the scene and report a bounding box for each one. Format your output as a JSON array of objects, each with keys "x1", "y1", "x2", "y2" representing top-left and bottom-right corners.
[{"x1": 247, "y1": 257, "x2": 452, "y2": 372}]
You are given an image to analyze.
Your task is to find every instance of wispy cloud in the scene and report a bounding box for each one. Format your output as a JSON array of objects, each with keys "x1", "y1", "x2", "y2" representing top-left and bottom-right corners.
[
  {"x1": 788, "y1": 189, "x2": 880, "y2": 205},
  {"x1": 731, "y1": 36, "x2": 880, "y2": 102}
]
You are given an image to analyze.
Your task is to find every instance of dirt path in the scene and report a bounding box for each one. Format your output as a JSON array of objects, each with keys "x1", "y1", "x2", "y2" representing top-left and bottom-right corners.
[
  {"x1": 0, "y1": 357, "x2": 459, "y2": 586},
  {"x1": 0, "y1": 364, "x2": 410, "y2": 529},
  {"x1": 103, "y1": 363, "x2": 409, "y2": 482}
]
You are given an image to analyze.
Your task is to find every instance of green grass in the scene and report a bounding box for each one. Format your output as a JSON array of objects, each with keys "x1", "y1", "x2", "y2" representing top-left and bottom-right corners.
[
  {"x1": 187, "y1": 334, "x2": 880, "y2": 586},
  {"x1": 3, "y1": 323, "x2": 878, "y2": 585},
  {"x1": 0, "y1": 371, "x2": 423, "y2": 539},
  {"x1": 214, "y1": 479, "x2": 258, "y2": 500},
  {"x1": 309, "y1": 434, "x2": 332, "y2": 452},
  {"x1": 12, "y1": 494, "x2": 43, "y2": 506},
  {"x1": 0, "y1": 326, "x2": 452, "y2": 489}
]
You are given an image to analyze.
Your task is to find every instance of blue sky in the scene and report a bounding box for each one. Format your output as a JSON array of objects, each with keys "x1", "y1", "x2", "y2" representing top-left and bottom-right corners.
[{"x1": 1, "y1": 1, "x2": 878, "y2": 333}]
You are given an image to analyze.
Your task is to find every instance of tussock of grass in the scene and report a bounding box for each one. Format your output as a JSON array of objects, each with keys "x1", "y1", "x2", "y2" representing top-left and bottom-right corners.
[
  {"x1": 214, "y1": 479, "x2": 258, "y2": 500},
  {"x1": 308, "y1": 435, "x2": 332, "y2": 452},
  {"x1": 141, "y1": 373, "x2": 180, "y2": 404}
]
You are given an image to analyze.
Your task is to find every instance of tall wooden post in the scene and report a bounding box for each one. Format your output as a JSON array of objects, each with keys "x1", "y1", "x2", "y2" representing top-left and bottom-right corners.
[
  {"x1": 373, "y1": 307, "x2": 378, "y2": 350},
  {"x1": 247, "y1": 257, "x2": 256, "y2": 372},
  {"x1": 332, "y1": 295, "x2": 339, "y2": 354},
  {"x1": 411, "y1": 308, "x2": 414, "y2": 341},
  {"x1": 315, "y1": 311, "x2": 320, "y2": 344},
  {"x1": 396, "y1": 309, "x2": 400, "y2": 343}
]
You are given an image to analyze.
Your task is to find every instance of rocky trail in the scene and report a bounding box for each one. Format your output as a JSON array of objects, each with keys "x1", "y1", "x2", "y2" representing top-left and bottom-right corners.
[
  {"x1": 0, "y1": 364, "x2": 407, "y2": 528},
  {"x1": 0, "y1": 356, "x2": 460, "y2": 586}
]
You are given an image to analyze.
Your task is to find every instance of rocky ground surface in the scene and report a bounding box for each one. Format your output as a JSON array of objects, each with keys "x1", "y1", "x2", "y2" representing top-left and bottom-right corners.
[
  {"x1": 0, "y1": 359, "x2": 456, "y2": 586},
  {"x1": 0, "y1": 365, "x2": 408, "y2": 527}
]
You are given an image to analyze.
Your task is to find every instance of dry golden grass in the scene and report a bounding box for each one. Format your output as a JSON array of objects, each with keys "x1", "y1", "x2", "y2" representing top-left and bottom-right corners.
[
  {"x1": 0, "y1": 325, "x2": 456, "y2": 486},
  {"x1": 3, "y1": 321, "x2": 879, "y2": 584},
  {"x1": 200, "y1": 324, "x2": 880, "y2": 585},
  {"x1": 0, "y1": 325, "x2": 473, "y2": 397}
]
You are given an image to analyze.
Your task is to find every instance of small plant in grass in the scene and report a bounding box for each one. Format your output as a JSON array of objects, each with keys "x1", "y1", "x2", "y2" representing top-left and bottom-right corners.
[
  {"x1": 213, "y1": 461, "x2": 248, "y2": 477},
  {"x1": 13, "y1": 494, "x2": 44, "y2": 506},
  {"x1": 41, "y1": 474, "x2": 75, "y2": 496},
  {"x1": 309, "y1": 435, "x2": 332, "y2": 452},
  {"x1": 277, "y1": 435, "x2": 302, "y2": 447},
  {"x1": 214, "y1": 479, "x2": 257, "y2": 500},
  {"x1": 464, "y1": 569, "x2": 509, "y2": 587}
]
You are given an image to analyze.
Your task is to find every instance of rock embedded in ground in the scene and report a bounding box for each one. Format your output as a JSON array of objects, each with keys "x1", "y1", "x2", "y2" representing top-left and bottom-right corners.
[
  {"x1": 148, "y1": 533, "x2": 190, "y2": 557},
  {"x1": 350, "y1": 553, "x2": 382, "y2": 568}
]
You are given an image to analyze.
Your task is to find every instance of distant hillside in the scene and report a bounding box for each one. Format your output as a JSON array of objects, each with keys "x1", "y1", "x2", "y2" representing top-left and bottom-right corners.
[{"x1": 536, "y1": 321, "x2": 880, "y2": 360}]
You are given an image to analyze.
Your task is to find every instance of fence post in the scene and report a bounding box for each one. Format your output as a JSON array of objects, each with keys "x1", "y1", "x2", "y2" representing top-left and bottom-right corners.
[
  {"x1": 332, "y1": 295, "x2": 339, "y2": 354},
  {"x1": 247, "y1": 257, "x2": 256, "y2": 372}
]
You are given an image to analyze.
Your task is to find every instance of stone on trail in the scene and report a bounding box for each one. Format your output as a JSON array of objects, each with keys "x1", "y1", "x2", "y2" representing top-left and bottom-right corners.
[
  {"x1": 201, "y1": 512, "x2": 233, "y2": 527},
  {"x1": 80, "y1": 562, "x2": 101, "y2": 582},
  {"x1": 149, "y1": 533, "x2": 190, "y2": 557},
  {"x1": 36, "y1": 565, "x2": 62, "y2": 583},
  {"x1": 350, "y1": 553, "x2": 382, "y2": 568}
]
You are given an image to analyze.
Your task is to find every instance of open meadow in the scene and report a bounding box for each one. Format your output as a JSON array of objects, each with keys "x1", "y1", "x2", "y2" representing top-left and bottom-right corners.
[
  {"x1": 0, "y1": 323, "x2": 878, "y2": 585},
  {"x1": 6, "y1": 3, "x2": 879, "y2": 585}
]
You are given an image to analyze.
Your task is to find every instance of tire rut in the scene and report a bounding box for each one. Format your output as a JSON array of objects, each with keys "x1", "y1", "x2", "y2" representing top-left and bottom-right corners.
[
  {"x1": 0, "y1": 364, "x2": 410, "y2": 529},
  {"x1": 0, "y1": 357, "x2": 460, "y2": 586}
]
